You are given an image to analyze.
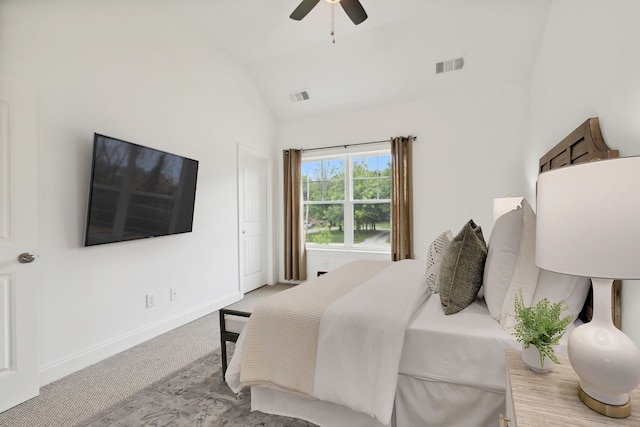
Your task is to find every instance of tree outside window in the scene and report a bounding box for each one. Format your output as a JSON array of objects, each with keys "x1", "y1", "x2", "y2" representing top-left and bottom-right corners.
[{"x1": 302, "y1": 150, "x2": 390, "y2": 252}]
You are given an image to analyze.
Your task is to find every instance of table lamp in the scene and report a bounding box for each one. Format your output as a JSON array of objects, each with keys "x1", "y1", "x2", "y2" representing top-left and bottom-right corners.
[{"x1": 536, "y1": 156, "x2": 640, "y2": 418}]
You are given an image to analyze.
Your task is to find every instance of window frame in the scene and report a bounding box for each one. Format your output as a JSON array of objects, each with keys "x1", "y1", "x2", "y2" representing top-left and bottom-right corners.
[{"x1": 302, "y1": 147, "x2": 391, "y2": 253}]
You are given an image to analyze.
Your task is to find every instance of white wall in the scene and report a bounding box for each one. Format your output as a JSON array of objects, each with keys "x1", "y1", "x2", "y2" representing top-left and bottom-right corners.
[
  {"x1": 278, "y1": 79, "x2": 530, "y2": 278},
  {"x1": 530, "y1": 0, "x2": 640, "y2": 344},
  {"x1": 6, "y1": 0, "x2": 635, "y2": 389},
  {"x1": 0, "y1": 0, "x2": 276, "y2": 384}
]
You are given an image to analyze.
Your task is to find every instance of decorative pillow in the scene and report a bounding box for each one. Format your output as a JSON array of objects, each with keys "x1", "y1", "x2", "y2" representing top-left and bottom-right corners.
[
  {"x1": 499, "y1": 199, "x2": 540, "y2": 329},
  {"x1": 439, "y1": 220, "x2": 488, "y2": 315},
  {"x1": 483, "y1": 204, "x2": 524, "y2": 320},
  {"x1": 532, "y1": 269, "x2": 591, "y2": 324},
  {"x1": 425, "y1": 230, "x2": 453, "y2": 294}
]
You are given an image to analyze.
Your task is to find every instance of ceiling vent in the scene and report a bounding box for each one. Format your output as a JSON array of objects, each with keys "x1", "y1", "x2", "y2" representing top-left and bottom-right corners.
[
  {"x1": 289, "y1": 90, "x2": 310, "y2": 103},
  {"x1": 435, "y1": 57, "x2": 465, "y2": 74}
]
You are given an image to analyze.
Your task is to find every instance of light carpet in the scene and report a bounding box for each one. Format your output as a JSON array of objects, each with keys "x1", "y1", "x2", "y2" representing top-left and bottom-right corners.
[
  {"x1": 0, "y1": 284, "x2": 296, "y2": 427},
  {"x1": 81, "y1": 345, "x2": 315, "y2": 426},
  {"x1": 0, "y1": 313, "x2": 218, "y2": 427}
]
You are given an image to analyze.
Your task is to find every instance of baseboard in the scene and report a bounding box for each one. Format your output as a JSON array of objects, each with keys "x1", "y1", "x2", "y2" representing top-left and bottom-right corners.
[{"x1": 38, "y1": 292, "x2": 242, "y2": 386}]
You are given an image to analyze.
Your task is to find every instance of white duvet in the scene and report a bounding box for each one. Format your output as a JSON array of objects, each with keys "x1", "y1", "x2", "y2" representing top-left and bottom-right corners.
[{"x1": 226, "y1": 259, "x2": 429, "y2": 425}]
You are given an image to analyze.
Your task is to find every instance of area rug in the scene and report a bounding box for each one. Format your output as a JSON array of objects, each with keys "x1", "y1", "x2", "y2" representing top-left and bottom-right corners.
[{"x1": 81, "y1": 347, "x2": 316, "y2": 426}]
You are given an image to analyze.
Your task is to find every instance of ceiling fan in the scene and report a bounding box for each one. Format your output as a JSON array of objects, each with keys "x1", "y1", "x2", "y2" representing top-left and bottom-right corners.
[{"x1": 290, "y1": 0, "x2": 368, "y2": 25}]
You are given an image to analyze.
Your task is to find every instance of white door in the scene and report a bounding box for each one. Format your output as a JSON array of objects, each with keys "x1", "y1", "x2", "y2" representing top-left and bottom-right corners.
[
  {"x1": 0, "y1": 73, "x2": 40, "y2": 412},
  {"x1": 238, "y1": 146, "x2": 269, "y2": 294}
]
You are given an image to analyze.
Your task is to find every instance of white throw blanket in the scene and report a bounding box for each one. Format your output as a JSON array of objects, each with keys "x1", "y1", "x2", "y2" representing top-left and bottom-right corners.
[{"x1": 227, "y1": 259, "x2": 429, "y2": 425}]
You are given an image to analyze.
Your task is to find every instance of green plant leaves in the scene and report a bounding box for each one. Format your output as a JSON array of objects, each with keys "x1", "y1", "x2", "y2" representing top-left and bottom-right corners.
[{"x1": 513, "y1": 288, "x2": 572, "y2": 367}]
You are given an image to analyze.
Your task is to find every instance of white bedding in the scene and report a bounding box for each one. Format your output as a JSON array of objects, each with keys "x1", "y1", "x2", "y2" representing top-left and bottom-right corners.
[
  {"x1": 238, "y1": 291, "x2": 577, "y2": 427},
  {"x1": 225, "y1": 247, "x2": 581, "y2": 427},
  {"x1": 314, "y1": 259, "x2": 429, "y2": 423},
  {"x1": 400, "y1": 295, "x2": 572, "y2": 391},
  {"x1": 400, "y1": 295, "x2": 519, "y2": 391},
  {"x1": 394, "y1": 296, "x2": 575, "y2": 427},
  {"x1": 227, "y1": 259, "x2": 429, "y2": 425}
]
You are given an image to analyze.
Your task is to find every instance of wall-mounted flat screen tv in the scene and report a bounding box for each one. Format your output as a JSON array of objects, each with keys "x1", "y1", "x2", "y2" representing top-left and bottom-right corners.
[{"x1": 84, "y1": 133, "x2": 199, "y2": 246}]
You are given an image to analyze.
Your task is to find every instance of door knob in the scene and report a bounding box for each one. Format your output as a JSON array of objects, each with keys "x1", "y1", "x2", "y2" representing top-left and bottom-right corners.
[{"x1": 18, "y1": 253, "x2": 36, "y2": 264}]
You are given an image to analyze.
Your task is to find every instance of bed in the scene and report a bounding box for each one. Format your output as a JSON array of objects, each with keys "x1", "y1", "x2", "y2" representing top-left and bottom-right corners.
[{"x1": 225, "y1": 117, "x2": 620, "y2": 427}]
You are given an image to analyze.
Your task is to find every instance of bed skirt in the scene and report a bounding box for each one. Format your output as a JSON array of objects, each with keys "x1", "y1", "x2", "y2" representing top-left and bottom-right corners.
[
  {"x1": 394, "y1": 374, "x2": 505, "y2": 427},
  {"x1": 252, "y1": 387, "x2": 389, "y2": 427},
  {"x1": 250, "y1": 374, "x2": 505, "y2": 427}
]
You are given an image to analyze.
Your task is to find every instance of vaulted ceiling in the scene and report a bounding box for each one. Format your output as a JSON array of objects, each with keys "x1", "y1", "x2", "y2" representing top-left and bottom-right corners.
[{"x1": 163, "y1": 0, "x2": 552, "y2": 121}]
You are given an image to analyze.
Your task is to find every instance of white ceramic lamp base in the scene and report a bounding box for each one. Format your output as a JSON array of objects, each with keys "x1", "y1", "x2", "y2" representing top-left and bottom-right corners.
[{"x1": 568, "y1": 278, "x2": 640, "y2": 418}]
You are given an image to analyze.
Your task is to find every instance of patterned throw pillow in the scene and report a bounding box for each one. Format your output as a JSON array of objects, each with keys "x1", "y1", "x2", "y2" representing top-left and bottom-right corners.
[
  {"x1": 439, "y1": 220, "x2": 488, "y2": 315},
  {"x1": 425, "y1": 230, "x2": 453, "y2": 294}
]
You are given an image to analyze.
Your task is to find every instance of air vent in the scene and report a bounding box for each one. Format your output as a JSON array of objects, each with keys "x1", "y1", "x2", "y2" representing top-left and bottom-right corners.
[
  {"x1": 435, "y1": 57, "x2": 465, "y2": 74},
  {"x1": 289, "y1": 90, "x2": 310, "y2": 103}
]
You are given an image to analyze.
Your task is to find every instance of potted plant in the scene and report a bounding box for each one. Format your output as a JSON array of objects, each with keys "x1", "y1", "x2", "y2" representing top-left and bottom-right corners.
[{"x1": 513, "y1": 289, "x2": 572, "y2": 373}]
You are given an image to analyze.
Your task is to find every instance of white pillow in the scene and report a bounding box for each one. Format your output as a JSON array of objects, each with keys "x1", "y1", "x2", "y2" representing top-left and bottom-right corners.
[
  {"x1": 532, "y1": 269, "x2": 590, "y2": 324},
  {"x1": 500, "y1": 199, "x2": 540, "y2": 329},
  {"x1": 425, "y1": 230, "x2": 453, "y2": 294},
  {"x1": 483, "y1": 205, "x2": 524, "y2": 320}
]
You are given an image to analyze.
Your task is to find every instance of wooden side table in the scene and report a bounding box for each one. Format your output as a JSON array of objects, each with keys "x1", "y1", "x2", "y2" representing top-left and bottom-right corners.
[{"x1": 505, "y1": 349, "x2": 640, "y2": 426}]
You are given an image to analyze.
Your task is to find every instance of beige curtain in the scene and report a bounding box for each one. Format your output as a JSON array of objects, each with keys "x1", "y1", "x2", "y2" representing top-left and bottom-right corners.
[
  {"x1": 391, "y1": 136, "x2": 414, "y2": 261},
  {"x1": 283, "y1": 149, "x2": 307, "y2": 280}
]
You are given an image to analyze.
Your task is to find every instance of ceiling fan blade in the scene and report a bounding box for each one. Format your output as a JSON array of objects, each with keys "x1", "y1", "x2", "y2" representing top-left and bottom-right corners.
[
  {"x1": 290, "y1": 0, "x2": 321, "y2": 21},
  {"x1": 340, "y1": 0, "x2": 368, "y2": 25}
]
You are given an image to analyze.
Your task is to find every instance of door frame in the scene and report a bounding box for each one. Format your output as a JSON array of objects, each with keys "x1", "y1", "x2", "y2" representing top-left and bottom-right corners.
[{"x1": 237, "y1": 144, "x2": 274, "y2": 294}]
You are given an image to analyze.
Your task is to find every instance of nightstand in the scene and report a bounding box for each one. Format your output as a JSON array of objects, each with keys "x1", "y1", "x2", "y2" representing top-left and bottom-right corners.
[{"x1": 505, "y1": 349, "x2": 640, "y2": 426}]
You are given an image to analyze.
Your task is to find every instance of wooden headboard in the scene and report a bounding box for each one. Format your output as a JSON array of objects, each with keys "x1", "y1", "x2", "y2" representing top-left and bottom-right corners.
[{"x1": 538, "y1": 117, "x2": 621, "y2": 329}]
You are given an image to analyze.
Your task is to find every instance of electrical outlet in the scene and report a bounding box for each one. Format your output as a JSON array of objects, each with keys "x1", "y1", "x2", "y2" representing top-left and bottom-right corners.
[
  {"x1": 170, "y1": 288, "x2": 178, "y2": 301},
  {"x1": 146, "y1": 293, "x2": 156, "y2": 308}
]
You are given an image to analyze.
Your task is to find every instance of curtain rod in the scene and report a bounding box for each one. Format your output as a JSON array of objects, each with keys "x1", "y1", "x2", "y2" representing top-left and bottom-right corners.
[{"x1": 301, "y1": 136, "x2": 417, "y2": 153}]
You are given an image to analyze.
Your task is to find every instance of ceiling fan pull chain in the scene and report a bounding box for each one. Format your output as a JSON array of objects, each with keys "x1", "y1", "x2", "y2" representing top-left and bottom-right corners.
[{"x1": 331, "y1": 2, "x2": 335, "y2": 44}]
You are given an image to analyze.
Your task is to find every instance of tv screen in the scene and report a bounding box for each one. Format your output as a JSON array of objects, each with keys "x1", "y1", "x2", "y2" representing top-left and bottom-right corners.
[{"x1": 84, "y1": 133, "x2": 199, "y2": 246}]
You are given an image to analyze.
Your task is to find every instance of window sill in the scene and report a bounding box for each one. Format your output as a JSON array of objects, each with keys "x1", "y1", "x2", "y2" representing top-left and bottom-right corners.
[{"x1": 305, "y1": 246, "x2": 390, "y2": 256}]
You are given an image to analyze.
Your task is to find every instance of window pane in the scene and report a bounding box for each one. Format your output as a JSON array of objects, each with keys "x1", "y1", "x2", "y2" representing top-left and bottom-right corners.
[
  {"x1": 353, "y1": 203, "x2": 390, "y2": 249},
  {"x1": 304, "y1": 203, "x2": 344, "y2": 245},
  {"x1": 302, "y1": 159, "x2": 345, "y2": 201},
  {"x1": 352, "y1": 154, "x2": 391, "y2": 200}
]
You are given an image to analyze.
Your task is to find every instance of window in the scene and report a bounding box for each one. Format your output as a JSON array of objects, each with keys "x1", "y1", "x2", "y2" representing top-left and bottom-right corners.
[{"x1": 302, "y1": 149, "x2": 391, "y2": 252}]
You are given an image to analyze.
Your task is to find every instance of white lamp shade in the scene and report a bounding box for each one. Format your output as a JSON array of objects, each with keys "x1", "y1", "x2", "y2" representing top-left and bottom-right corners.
[{"x1": 536, "y1": 156, "x2": 640, "y2": 279}]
